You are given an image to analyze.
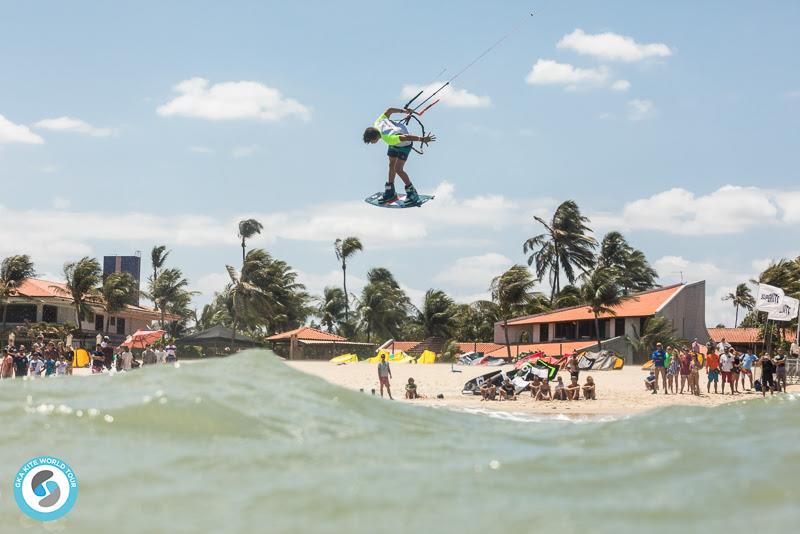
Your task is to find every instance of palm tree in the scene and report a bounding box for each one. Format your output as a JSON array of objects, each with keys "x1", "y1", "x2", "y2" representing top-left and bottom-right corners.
[
  {"x1": 316, "y1": 286, "x2": 346, "y2": 333},
  {"x1": 151, "y1": 246, "x2": 170, "y2": 283},
  {"x1": 225, "y1": 265, "x2": 268, "y2": 344},
  {"x1": 722, "y1": 283, "x2": 755, "y2": 328},
  {"x1": 580, "y1": 267, "x2": 623, "y2": 351},
  {"x1": 357, "y1": 268, "x2": 411, "y2": 343},
  {"x1": 417, "y1": 289, "x2": 456, "y2": 339},
  {"x1": 238, "y1": 219, "x2": 264, "y2": 265},
  {"x1": 489, "y1": 265, "x2": 540, "y2": 359},
  {"x1": 334, "y1": 237, "x2": 363, "y2": 325},
  {"x1": 553, "y1": 285, "x2": 582, "y2": 308},
  {"x1": 625, "y1": 316, "x2": 682, "y2": 363},
  {"x1": 596, "y1": 232, "x2": 658, "y2": 295},
  {"x1": 59, "y1": 257, "x2": 102, "y2": 334},
  {"x1": 0, "y1": 255, "x2": 36, "y2": 331},
  {"x1": 149, "y1": 267, "x2": 191, "y2": 329},
  {"x1": 100, "y1": 272, "x2": 137, "y2": 333},
  {"x1": 524, "y1": 200, "x2": 597, "y2": 303}
]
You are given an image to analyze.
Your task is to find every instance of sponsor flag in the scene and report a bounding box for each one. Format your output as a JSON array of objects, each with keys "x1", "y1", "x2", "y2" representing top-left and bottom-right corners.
[
  {"x1": 768, "y1": 296, "x2": 800, "y2": 322},
  {"x1": 756, "y1": 283, "x2": 785, "y2": 312}
]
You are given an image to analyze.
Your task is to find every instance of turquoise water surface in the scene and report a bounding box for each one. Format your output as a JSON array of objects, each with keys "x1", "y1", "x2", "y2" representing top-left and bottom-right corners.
[{"x1": 0, "y1": 350, "x2": 797, "y2": 533}]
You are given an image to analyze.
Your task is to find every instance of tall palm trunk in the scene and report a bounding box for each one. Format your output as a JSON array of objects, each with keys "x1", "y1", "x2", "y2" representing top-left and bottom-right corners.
[
  {"x1": 734, "y1": 304, "x2": 739, "y2": 328},
  {"x1": 342, "y1": 260, "x2": 349, "y2": 324},
  {"x1": 594, "y1": 314, "x2": 602, "y2": 352},
  {"x1": 504, "y1": 318, "x2": 511, "y2": 359},
  {"x1": 74, "y1": 303, "x2": 83, "y2": 334},
  {"x1": 241, "y1": 238, "x2": 246, "y2": 266}
]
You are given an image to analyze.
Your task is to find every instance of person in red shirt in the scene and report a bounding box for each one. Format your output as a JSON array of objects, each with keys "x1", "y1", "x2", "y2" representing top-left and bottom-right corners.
[{"x1": 706, "y1": 349, "x2": 720, "y2": 394}]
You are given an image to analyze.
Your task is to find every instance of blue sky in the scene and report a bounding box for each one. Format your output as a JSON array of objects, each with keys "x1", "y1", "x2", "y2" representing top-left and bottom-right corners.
[{"x1": 1, "y1": 0, "x2": 799, "y2": 326}]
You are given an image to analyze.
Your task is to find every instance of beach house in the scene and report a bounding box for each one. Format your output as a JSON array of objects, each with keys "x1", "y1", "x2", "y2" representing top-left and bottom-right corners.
[{"x1": 494, "y1": 282, "x2": 708, "y2": 363}]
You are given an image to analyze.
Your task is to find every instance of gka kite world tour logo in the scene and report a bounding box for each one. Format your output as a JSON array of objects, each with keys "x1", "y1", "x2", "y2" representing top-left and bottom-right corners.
[{"x1": 14, "y1": 456, "x2": 78, "y2": 521}]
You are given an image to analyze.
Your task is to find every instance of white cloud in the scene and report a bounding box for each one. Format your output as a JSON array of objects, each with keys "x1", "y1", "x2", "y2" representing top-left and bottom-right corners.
[
  {"x1": 435, "y1": 253, "x2": 513, "y2": 287},
  {"x1": 655, "y1": 255, "x2": 756, "y2": 327},
  {"x1": 41, "y1": 165, "x2": 59, "y2": 173},
  {"x1": 192, "y1": 271, "x2": 231, "y2": 297},
  {"x1": 784, "y1": 90, "x2": 800, "y2": 100},
  {"x1": 591, "y1": 185, "x2": 798, "y2": 235},
  {"x1": 401, "y1": 82, "x2": 490, "y2": 108},
  {"x1": 189, "y1": 146, "x2": 214, "y2": 155},
  {"x1": 526, "y1": 59, "x2": 610, "y2": 89},
  {"x1": 51, "y1": 196, "x2": 71, "y2": 210},
  {"x1": 627, "y1": 99, "x2": 656, "y2": 120},
  {"x1": 34, "y1": 116, "x2": 114, "y2": 137},
  {"x1": 611, "y1": 79, "x2": 631, "y2": 91},
  {"x1": 232, "y1": 145, "x2": 259, "y2": 158},
  {"x1": 557, "y1": 29, "x2": 672, "y2": 62},
  {"x1": 0, "y1": 114, "x2": 44, "y2": 144},
  {"x1": 157, "y1": 77, "x2": 311, "y2": 122}
]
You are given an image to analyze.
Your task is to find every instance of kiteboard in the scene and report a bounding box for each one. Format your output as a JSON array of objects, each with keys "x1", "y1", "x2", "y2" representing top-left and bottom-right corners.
[{"x1": 364, "y1": 192, "x2": 434, "y2": 209}]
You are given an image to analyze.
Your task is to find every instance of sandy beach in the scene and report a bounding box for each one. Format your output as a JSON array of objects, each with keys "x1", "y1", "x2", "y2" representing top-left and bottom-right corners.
[{"x1": 288, "y1": 360, "x2": 797, "y2": 416}]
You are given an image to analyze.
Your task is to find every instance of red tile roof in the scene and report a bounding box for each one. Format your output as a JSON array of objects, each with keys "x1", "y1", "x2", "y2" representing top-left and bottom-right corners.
[
  {"x1": 266, "y1": 327, "x2": 347, "y2": 342},
  {"x1": 485, "y1": 340, "x2": 597, "y2": 358},
  {"x1": 708, "y1": 327, "x2": 796, "y2": 344},
  {"x1": 505, "y1": 285, "x2": 683, "y2": 326},
  {"x1": 456, "y1": 342, "x2": 505, "y2": 354}
]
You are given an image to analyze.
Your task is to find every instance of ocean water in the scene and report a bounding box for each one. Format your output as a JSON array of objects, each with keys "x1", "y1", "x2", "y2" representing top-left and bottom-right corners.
[{"x1": 0, "y1": 350, "x2": 798, "y2": 533}]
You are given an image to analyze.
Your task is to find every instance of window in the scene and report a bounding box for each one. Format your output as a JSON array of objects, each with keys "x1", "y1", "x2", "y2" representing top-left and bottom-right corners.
[
  {"x1": 116, "y1": 317, "x2": 126, "y2": 335},
  {"x1": 578, "y1": 320, "x2": 594, "y2": 339},
  {"x1": 539, "y1": 323, "x2": 549, "y2": 342},
  {"x1": 639, "y1": 317, "x2": 648, "y2": 336},
  {"x1": 42, "y1": 305, "x2": 58, "y2": 323},
  {"x1": 554, "y1": 322, "x2": 576, "y2": 340},
  {"x1": 5, "y1": 304, "x2": 36, "y2": 323},
  {"x1": 615, "y1": 318, "x2": 626, "y2": 338},
  {"x1": 95, "y1": 314, "x2": 105, "y2": 332},
  {"x1": 110, "y1": 317, "x2": 116, "y2": 326}
]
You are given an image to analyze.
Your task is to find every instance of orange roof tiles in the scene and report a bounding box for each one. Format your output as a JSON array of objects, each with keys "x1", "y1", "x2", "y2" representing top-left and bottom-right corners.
[
  {"x1": 266, "y1": 327, "x2": 347, "y2": 342},
  {"x1": 13, "y1": 278, "x2": 70, "y2": 299},
  {"x1": 506, "y1": 285, "x2": 683, "y2": 326},
  {"x1": 456, "y1": 342, "x2": 505, "y2": 354},
  {"x1": 708, "y1": 327, "x2": 796, "y2": 344}
]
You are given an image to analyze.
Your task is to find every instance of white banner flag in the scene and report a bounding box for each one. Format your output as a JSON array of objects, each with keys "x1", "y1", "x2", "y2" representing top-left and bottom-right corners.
[
  {"x1": 768, "y1": 296, "x2": 800, "y2": 322},
  {"x1": 756, "y1": 283, "x2": 785, "y2": 312}
]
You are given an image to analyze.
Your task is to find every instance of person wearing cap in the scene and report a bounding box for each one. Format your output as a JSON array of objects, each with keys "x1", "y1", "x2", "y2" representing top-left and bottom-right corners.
[{"x1": 650, "y1": 342, "x2": 668, "y2": 393}]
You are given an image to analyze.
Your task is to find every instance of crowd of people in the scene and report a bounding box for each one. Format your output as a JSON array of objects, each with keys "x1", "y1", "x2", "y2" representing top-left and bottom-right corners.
[
  {"x1": 0, "y1": 335, "x2": 178, "y2": 380},
  {"x1": 479, "y1": 373, "x2": 597, "y2": 402},
  {"x1": 648, "y1": 337, "x2": 791, "y2": 398}
]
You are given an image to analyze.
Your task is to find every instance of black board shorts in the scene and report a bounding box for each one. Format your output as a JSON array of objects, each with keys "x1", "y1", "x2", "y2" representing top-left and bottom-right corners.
[{"x1": 387, "y1": 144, "x2": 412, "y2": 160}]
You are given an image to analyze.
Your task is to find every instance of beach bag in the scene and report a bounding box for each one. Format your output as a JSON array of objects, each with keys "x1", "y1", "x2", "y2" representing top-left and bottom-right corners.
[{"x1": 754, "y1": 379, "x2": 762, "y2": 392}]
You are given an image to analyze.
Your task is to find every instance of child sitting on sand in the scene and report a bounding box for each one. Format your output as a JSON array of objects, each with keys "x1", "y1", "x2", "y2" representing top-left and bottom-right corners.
[
  {"x1": 529, "y1": 376, "x2": 542, "y2": 398},
  {"x1": 553, "y1": 377, "x2": 567, "y2": 400},
  {"x1": 405, "y1": 377, "x2": 418, "y2": 399},
  {"x1": 499, "y1": 379, "x2": 517, "y2": 401},
  {"x1": 566, "y1": 376, "x2": 581, "y2": 400},
  {"x1": 582, "y1": 376, "x2": 596, "y2": 400},
  {"x1": 645, "y1": 370, "x2": 657, "y2": 393},
  {"x1": 480, "y1": 381, "x2": 497, "y2": 401},
  {"x1": 536, "y1": 379, "x2": 552, "y2": 401}
]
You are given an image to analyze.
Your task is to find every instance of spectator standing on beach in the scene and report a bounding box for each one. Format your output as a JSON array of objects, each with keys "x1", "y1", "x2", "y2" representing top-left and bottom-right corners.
[
  {"x1": 56, "y1": 357, "x2": 67, "y2": 375},
  {"x1": 678, "y1": 350, "x2": 691, "y2": 394},
  {"x1": 155, "y1": 346, "x2": 167, "y2": 365},
  {"x1": 377, "y1": 354, "x2": 393, "y2": 399},
  {"x1": 567, "y1": 353, "x2": 580, "y2": 382},
  {"x1": 666, "y1": 350, "x2": 680, "y2": 394},
  {"x1": 741, "y1": 351, "x2": 757, "y2": 391},
  {"x1": 44, "y1": 353, "x2": 56, "y2": 376},
  {"x1": 1, "y1": 349, "x2": 13, "y2": 379},
  {"x1": 142, "y1": 345, "x2": 157, "y2": 366},
  {"x1": 689, "y1": 357, "x2": 700, "y2": 395},
  {"x1": 717, "y1": 337, "x2": 731, "y2": 356},
  {"x1": 730, "y1": 349, "x2": 741, "y2": 394},
  {"x1": 691, "y1": 338, "x2": 701, "y2": 353},
  {"x1": 774, "y1": 350, "x2": 787, "y2": 393},
  {"x1": 706, "y1": 347, "x2": 720, "y2": 394},
  {"x1": 12, "y1": 348, "x2": 28, "y2": 379},
  {"x1": 120, "y1": 346, "x2": 134, "y2": 371},
  {"x1": 91, "y1": 345, "x2": 105, "y2": 373},
  {"x1": 760, "y1": 354, "x2": 776, "y2": 396},
  {"x1": 719, "y1": 348, "x2": 734, "y2": 395},
  {"x1": 650, "y1": 343, "x2": 668, "y2": 393},
  {"x1": 165, "y1": 342, "x2": 178, "y2": 363}
]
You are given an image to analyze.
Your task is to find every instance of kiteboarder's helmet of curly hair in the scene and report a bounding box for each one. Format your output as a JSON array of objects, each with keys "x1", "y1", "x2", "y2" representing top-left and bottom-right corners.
[{"x1": 363, "y1": 127, "x2": 381, "y2": 144}]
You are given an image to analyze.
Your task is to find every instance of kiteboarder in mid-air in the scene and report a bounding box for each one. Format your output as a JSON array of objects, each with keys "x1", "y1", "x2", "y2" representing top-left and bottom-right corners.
[{"x1": 363, "y1": 107, "x2": 436, "y2": 205}]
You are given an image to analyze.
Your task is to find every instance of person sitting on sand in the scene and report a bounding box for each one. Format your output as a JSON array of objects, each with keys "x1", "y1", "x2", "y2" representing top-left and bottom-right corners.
[
  {"x1": 582, "y1": 376, "x2": 596, "y2": 400},
  {"x1": 645, "y1": 370, "x2": 657, "y2": 393},
  {"x1": 536, "y1": 379, "x2": 552, "y2": 401},
  {"x1": 553, "y1": 376, "x2": 567, "y2": 400},
  {"x1": 499, "y1": 379, "x2": 516, "y2": 401},
  {"x1": 566, "y1": 376, "x2": 581, "y2": 400},
  {"x1": 405, "y1": 377, "x2": 418, "y2": 399},
  {"x1": 529, "y1": 376, "x2": 542, "y2": 398},
  {"x1": 480, "y1": 381, "x2": 497, "y2": 401}
]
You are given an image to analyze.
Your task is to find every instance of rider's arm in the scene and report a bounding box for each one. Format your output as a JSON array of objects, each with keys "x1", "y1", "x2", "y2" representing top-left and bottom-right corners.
[
  {"x1": 383, "y1": 107, "x2": 415, "y2": 117},
  {"x1": 399, "y1": 133, "x2": 436, "y2": 143}
]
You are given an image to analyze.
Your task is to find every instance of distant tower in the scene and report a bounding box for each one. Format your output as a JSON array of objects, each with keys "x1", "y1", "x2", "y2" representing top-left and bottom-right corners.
[{"x1": 103, "y1": 252, "x2": 142, "y2": 305}]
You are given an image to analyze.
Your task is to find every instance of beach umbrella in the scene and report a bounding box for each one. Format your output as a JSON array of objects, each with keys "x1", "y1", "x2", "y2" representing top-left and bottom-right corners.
[{"x1": 121, "y1": 329, "x2": 165, "y2": 349}]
